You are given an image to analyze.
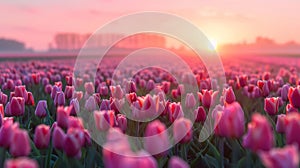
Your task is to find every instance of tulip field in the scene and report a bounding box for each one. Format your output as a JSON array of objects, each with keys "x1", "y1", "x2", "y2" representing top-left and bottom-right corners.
[{"x1": 0, "y1": 54, "x2": 300, "y2": 168}]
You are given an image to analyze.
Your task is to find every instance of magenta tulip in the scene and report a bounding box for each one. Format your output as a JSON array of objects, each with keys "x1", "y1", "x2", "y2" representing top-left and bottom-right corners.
[
  {"x1": 264, "y1": 97, "x2": 280, "y2": 115},
  {"x1": 10, "y1": 129, "x2": 31, "y2": 157},
  {"x1": 168, "y1": 156, "x2": 189, "y2": 168},
  {"x1": 259, "y1": 145, "x2": 299, "y2": 168},
  {"x1": 4, "y1": 157, "x2": 39, "y2": 168},
  {"x1": 35, "y1": 100, "x2": 48, "y2": 118},
  {"x1": 173, "y1": 118, "x2": 193, "y2": 143},
  {"x1": 144, "y1": 120, "x2": 170, "y2": 156},
  {"x1": 34, "y1": 124, "x2": 51, "y2": 149},
  {"x1": 243, "y1": 113, "x2": 274, "y2": 151}
]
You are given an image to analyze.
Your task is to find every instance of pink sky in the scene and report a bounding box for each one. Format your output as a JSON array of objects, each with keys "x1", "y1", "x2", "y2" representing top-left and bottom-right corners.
[{"x1": 0, "y1": 0, "x2": 299, "y2": 50}]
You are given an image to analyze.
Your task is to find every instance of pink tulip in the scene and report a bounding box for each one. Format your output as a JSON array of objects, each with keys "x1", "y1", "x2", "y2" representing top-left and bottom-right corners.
[
  {"x1": 0, "y1": 90, "x2": 8, "y2": 104},
  {"x1": 264, "y1": 97, "x2": 279, "y2": 115},
  {"x1": 94, "y1": 110, "x2": 115, "y2": 131},
  {"x1": 0, "y1": 121, "x2": 18, "y2": 148},
  {"x1": 126, "y1": 92, "x2": 138, "y2": 104},
  {"x1": 100, "y1": 99, "x2": 111, "y2": 111},
  {"x1": 56, "y1": 106, "x2": 70, "y2": 129},
  {"x1": 70, "y1": 98, "x2": 80, "y2": 115},
  {"x1": 42, "y1": 77, "x2": 50, "y2": 86},
  {"x1": 67, "y1": 128, "x2": 85, "y2": 147},
  {"x1": 285, "y1": 113, "x2": 300, "y2": 148},
  {"x1": 14, "y1": 85, "x2": 28, "y2": 101},
  {"x1": 64, "y1": 85, "x2": 75, "y2": 99},
  {"x1": 215, "y1": 102, "x2": 245, "y2": 138},
  {"x1": 102, "y1": 128, "x2": 132, "y2": 168},
  {"x1": 280, "y1": 84, "x2": 290, "y2": 101},
  {"x1": 173, "y1": 118, "x2": 193, "y2": 143},
  {"x1": 194, "y1": 106, "x2": 206, "y2": 123},
  {"x1": 4, "y1": 157, "x2": 39, "y2": 168},
  {"x1": 52, "y1": 126, "x2": 66, "y2": 150},
  {"x1": 35, "y1": 100, "x2": 48, "y2": 118},
  {"x1": 259, "y1": 145, "x2": 299, "y2": 168},
  {"x1": 238, "y1": 75, "x2": 248, "y2": 87},
  {"x1": 116, "y1": 114, "x2": 127, "y2": 133},
  {"x1": 185, "y1": 93, "x2": 196, "y2": 109},
  {"x1": 85, "y1": 95, "x2": 98, "y2": 112},
  {"x1": 10, "y1": 129, "x2": 31, "y2": 157},
  {"x1": 243, "y1": 113, "x2": 274, "y2": 152},
  {"x1": 288, "y1": 86, "x2": 300, "y2": 108},
  {"x1": 286, "y1": 104, "x2": 299, "y2": 114},
  {"x1": 125, "y1": 81, "x2": 137, "y2": 93},
  {"x1": 110, "y1": 85, "x2": 124, "y2": 99},
  {"x1": 168, "y1": 102, "x2": 184, "y2": 123},
  {"x1": 5, "y1": 97, "x2": 25, "y2": 116},
  {"x1": 144, "y1": 120, "x2": 170, "y2": 156},
  {"x1": 44, "y1": 84, "x2": 53, "y2": 94},
  {"x1": 168, "y1": 156, "x2": 189, "y2": 168},
  {"x1": 63, "y1": 130, "x2": 82, "y2": 158},
  {"x1": 26, "y1": 92, "x2": 35, "y2": 105},
  {"x1": 146, "y1": 80, "x2": 155, "y2": 92},
  {"x1": 276, "y1": 114, "x2": 287, "y2": 133},
  {"x1": 0, "y1": 104, "x2": 3, "y2": 123},
  {"x1": 68, "y1": 116, "x2": 84, "y2": 129},
  {"x1": 224, "y1": 87, "x2": 236, "y2": 104},
  {"x1": 51, "y1": 85, "x2": 61, "y2": 99},
  {"x1": 54, "y1": 91, "x2": 65, "y2": 106},
  {"x1": 198, "y1": 90, "x2": 218, "y2": 108},
  {"x1": 34, "y1": 124, "x2": 51, "y2": 149},
  {"x1": 84, "y1": 82, "x2": 95, "y2": 95}
]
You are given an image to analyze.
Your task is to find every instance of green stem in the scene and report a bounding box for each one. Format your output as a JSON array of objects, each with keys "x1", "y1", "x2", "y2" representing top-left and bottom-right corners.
[
  {"x1": 0, "y1": 147, "x2": 6, "y2": 167},
  {"x1": 219, "y1": 138, "x2": 225, "y2": 168}
]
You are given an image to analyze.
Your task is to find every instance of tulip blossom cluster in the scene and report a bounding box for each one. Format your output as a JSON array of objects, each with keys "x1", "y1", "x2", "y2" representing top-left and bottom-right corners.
[{"x1": 0, "y1": 57, "x2": 299, "y2": 168}]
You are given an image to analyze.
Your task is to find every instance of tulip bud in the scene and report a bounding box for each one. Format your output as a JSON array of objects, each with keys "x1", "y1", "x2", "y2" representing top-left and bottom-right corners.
[
  {"x1": 64, "y1": 86, "x2": 75, "y2": 99},
  {"x1": 285, "y1": 113, "x2": 300, "y2": 148},
  {"x1": 4, "y1": 157, "x2": 39, "y2": 168},
  {"x1": 264, "y1": 97, "x2": 279, "y2": 115},
  {"x1": 110, "y1": 85, "x2": 124, "y2": 99},
  {"x1": 288, "y1": 86, "x2": 300, "y2": 108},
  {"x1": 70, "y1": 98, "x2": 80, "y2": 115},
  {"x1": 0, "y1": 121, "x2": 18, "y2": 148},
  {"x1": 52, "y1": 126, "x2": 66, "y2": 150},
  {"x1": 5, "y1": 97, "x2": 25, "y2": 116},
  {"x1": 224, "y1": 87, "x2": 236, "y2": 104},
  {"x1": 63, "y1": 131, "x2": 82, "y2": 158},
  {"x1": 194, "y1": 106, "x2": 206, "y2": 123},
  {"x1": 54, "y1": 91, "x2": 65, "y2": 106},
  {"x1": 10, "y1": 129, "x2": 31, "y2": 157},
  {"x1": 116, "y1": 114, "x2": 127, "y2": 133},
  {"x1": 94, "y1": 110, "x2": 115, "y2": 131},
  {"x1": 243, "y1": 113, "x2": 274, "y2": 152},
  {"x1": 34, "y1": 124, "x2": 50, "y2": 149},
  {"x1": 144, "y1": 120, "x2": 170, "y2": 156},
  {"x1": 85, "y1": 96, "x2": 98, "y2": 112},
  {"x1": 276, "y1": 114, "x2": 287, "y2": 133},
  {"x1": 215, "y1": 102, "x2": 245, "y2": 138},
  {"x1": 185, "y1": 93, "x2": 196, "y2": 109},
  {"x1": 173, "y1": 118, "x2": 193, "y2": 143},
  {"x1": 259, "y1": 145, "x2": 299, "y2": 168},
  {"x1": 56, "y1": 106, "x2": 70, "y2": 129},
  {"x1": 168, "y1": 102, "x2": 184, "y2": 123},
  {"x1": 84, "y1": 82, "x2": 95, "y2": 95},
  {"x1": 35, "y1": 100, "x2": 48, "y2": 118},
  {"x1": 44, "y1": 84, "x2": 52, "y2": 94},
  {"x1": 280, "y1": 84, "x2": 290, "y2": 101},
  {"x1": 168, "y1": 156, "x2": 189, "y2": 168}
]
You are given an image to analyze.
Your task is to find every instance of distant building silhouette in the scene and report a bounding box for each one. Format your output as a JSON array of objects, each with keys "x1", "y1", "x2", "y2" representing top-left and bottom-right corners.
[
  {"x1": 53, "y1": 33, "x2": 166, "y2": 50},
  {"x1": 0, "y1": 38, "x2": 25, "y2": 51}
]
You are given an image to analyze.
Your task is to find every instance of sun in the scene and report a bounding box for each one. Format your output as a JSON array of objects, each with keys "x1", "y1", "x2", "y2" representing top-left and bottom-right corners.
[{"x1": 209, "y1": 39, "x2": 218, "y2": 50}]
